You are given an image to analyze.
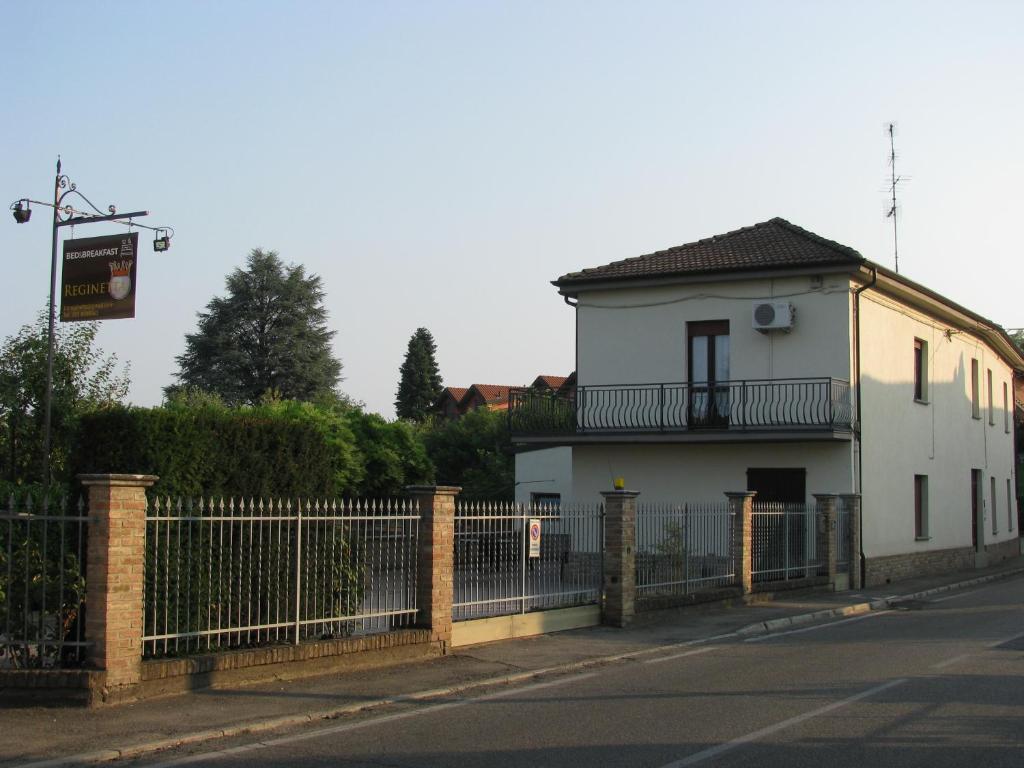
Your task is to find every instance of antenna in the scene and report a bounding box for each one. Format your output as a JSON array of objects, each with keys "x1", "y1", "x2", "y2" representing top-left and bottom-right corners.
[{"x1": 886, "y1": 122, "x2": 904, "y2": 273}]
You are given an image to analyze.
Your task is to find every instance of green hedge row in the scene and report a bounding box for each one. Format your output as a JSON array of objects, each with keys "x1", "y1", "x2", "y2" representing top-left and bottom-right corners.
[{"x1": 72, "y1": 400, "x2": 433, "y2": 500}]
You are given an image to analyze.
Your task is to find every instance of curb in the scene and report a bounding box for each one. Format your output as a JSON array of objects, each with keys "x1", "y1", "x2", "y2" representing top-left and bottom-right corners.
[
  {"x1": 735, "y1": 565, "x2": 1024, "y2": 637},
  {"x1": 10, "y1": 566, "x2": 1024, "y2": 768},
  {"x1": 5, "y1": 637, "x2": 721, "y2": 768}
]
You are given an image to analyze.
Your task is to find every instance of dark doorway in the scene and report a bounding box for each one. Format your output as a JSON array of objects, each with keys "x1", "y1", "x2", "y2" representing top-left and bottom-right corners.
[{"x1": 747, "y1": 468, "x2": 807, "y2": 503}]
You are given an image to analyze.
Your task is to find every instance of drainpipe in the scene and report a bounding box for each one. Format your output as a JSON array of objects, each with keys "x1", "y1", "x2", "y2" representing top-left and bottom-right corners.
[{"x1": 853, "y1": 266, "x2": 877, "y2": 582}]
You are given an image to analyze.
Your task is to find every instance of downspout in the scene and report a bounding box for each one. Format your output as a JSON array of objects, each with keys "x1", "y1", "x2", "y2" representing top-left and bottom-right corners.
[
  {"x1": 853, "y1": 266, "x2": 877, "y2": 583},
  {"x1": 564, "y1": 292, "x2": 579, "y2": 501}
]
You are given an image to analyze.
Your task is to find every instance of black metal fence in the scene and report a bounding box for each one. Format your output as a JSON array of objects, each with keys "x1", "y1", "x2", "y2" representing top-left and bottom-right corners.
[
  {"x1": 510, "y1": 378, "x2": 852, "y2": 435},
  {"x1": 0, "y1": 493, "x2": 89, "y2": 669}
]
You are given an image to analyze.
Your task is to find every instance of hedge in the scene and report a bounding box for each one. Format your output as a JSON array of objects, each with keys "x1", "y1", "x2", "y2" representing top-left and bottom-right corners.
[{"x1": 72, "y1": 400, "x2": 366, "y2": 500}]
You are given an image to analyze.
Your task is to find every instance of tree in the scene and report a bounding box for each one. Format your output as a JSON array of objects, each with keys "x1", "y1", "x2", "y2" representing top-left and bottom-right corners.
[
  {"x1": 423, "y1": 407, "x2": 513, "y2": 500},
  {"x1": 1010, "y1": 329, "x2": 1024, "y2": 355},
  {"x1": 394, "y1": 327, "x2": 443, "y2": 422},
  {"x1": 171, "y1": 249, "x2": 342, "y2": 405},
  {"x1": 0, "y1": 310, "x2": 130, "y2": 486}
]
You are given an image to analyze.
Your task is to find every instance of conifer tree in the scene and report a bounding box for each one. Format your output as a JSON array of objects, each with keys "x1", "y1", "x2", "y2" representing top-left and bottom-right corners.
[
  {"x1": 170, "y1": 249, "x2": 341, "y2": 405},
  {"x1": 395, "y1": 328, "x2": 443, "y2": 422}
]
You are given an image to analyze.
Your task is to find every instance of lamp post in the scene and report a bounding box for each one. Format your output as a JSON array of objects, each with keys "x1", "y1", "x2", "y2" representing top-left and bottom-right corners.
[{"x1": 9, "y1": 157, "x2": 173, "y2": 493}]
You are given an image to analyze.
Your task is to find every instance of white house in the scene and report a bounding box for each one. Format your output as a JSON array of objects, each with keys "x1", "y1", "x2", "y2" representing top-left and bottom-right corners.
[{"x1": 511, "y1": 217, "x2": 1023, "y2": 586}]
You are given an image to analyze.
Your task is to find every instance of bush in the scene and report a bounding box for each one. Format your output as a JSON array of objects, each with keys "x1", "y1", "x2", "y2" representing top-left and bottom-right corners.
[
  {"x1": 71, "y1": 398, "x2": 435, "y2": 500},
  {"x1": 423, "y1": 408, "x2": 514, "y2": 500},
  {"x1": 72, "y1": 399, "x2": 363, "y2": 499}
]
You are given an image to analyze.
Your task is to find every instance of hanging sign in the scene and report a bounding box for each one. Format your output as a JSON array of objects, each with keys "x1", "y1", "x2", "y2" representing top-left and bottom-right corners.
[
  {"x1": 528, "y1": 518, "x2": 542, "y2": 558},
  {"x1": 60, "y1": 233, "x2": 138, "y2": 322}
]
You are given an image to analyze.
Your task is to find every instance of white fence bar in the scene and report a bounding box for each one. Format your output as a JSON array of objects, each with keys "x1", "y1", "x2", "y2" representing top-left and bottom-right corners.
[
  {"x1": 143, "y1": 496, "x2": 420, "y2": 658},
  {"x1": 452, "y1": 501, "x2": 603, "y2": 621},
  {"x1": 751, "y1": 502, "x2": 822, "y2": 582},
  {"x1": 636, "y1": 502, "x2": 735, "y2": 598}
]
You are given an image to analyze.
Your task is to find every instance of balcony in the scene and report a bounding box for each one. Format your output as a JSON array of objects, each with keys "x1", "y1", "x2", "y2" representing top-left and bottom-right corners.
[{"x1": 509, "y1": 378, "x2": 853, "y2": 444}]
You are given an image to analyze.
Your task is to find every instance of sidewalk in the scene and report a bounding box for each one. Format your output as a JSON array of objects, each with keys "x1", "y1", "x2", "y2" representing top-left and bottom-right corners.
[{"x1": 3, "y1": 556, "x2": 1022, "y2": 768}]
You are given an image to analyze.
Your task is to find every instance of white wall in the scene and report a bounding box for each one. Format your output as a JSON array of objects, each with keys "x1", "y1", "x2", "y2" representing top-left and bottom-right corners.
[
  {"x1": 576, "y1": 275, "x2": 852, "y2": 386},
  {"x1": 514, "y1": 447, "x2": 573, "y2": 505},
  {"x1": 859, "y1": 292, "x2": 1019, "y2": 558},
  {"x1": 568, "y1": 442, "x2": 852, "y2": 505}
]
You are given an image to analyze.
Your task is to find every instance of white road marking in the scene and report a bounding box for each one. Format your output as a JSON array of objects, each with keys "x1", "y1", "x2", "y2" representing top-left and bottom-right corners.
[
  {"x1": 658, "y1": 678, "x2": 908, "y2": 767},
  {"x1": 931, "y1": 653, "x2": 973, "y2": 669},
  {"x1": 987, "y1": 630, "x2": 1024, "y2": 649},
  {"x1": 930, "y1": 589, "x2": 980, "y2": 603},
  {"x1": 645, "y1": 646, "x2": 717, "y2": 664},
  {"x1": 143, "y1": 672, "x2": 600, "y2": 767},
  {"x1": 744, "y1": 610, "x2": 892, "y2": 642}
]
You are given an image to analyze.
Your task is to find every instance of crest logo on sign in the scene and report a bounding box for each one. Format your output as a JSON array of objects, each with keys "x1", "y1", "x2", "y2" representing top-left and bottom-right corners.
[{"x1": 108, "y1": 259, "x2": 133, "y2": 300}]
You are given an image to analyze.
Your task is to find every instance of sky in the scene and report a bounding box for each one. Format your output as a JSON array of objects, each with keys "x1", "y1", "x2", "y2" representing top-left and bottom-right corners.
[{"x1": 2, "y1": 1, "x2": 1022, "y2": 418}]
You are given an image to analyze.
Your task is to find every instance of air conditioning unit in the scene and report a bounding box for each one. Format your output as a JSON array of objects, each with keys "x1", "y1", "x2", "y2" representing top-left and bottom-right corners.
[{"x1": 752, "y1": 302, "x2": 795, "y2": 333}]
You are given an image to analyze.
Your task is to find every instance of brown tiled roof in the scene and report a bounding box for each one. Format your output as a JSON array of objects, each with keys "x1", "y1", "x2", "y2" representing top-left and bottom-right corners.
[
  {"x1": 555, "y1": 217, "x2": 865, "y2": 287},
  {"x1": 440, "y1": 387, "x2": 468, "y2": 402},
  {"x1": 532, "y1": 375, "x2": 568, "y2": 390},
  {"x1": 466, "y1": 384, "x2": 513, "y2": 404}
]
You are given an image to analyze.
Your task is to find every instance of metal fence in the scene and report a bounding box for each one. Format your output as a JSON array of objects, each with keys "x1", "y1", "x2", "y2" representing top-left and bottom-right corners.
[
  {"x1": 636, "y1": 503, "x2": 735, "y2": 599},
  {"x1": 453, "y1": 501, "x2": 603, "y2": 621},
  {"x1": 144, "y1": 496, "x2": 420, "y2": 658},
  {"x1": 1, "y1": 494, "x2": 89, "y2": 669},
  {"x1": 510, "y1": 378, "x2": 852, "y2": 435},
  {"x1": 751, "y1": 503, "x2": 822, "y2": 582}
]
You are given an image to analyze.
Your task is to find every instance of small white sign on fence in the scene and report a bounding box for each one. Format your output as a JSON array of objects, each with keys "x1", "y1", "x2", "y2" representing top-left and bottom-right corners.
[{"x1": 528, "y1": 518, "x2": 542, "y2": 558}]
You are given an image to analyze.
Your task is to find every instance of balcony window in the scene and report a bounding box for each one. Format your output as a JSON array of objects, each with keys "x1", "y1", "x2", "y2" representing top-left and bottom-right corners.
[{"x1": 688, "y1": 320, "x2": 729, "y2": 427}]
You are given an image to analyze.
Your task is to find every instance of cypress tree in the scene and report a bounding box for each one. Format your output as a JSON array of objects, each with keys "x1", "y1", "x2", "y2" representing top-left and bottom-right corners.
[{"x1": 395, "y1": 328, "x2": 443, "y2": 422}]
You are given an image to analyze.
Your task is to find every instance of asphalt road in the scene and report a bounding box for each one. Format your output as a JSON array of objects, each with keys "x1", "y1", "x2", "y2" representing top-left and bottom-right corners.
[{"x1": 132, "y1": 576, "x2": 1024, "y2": 768}]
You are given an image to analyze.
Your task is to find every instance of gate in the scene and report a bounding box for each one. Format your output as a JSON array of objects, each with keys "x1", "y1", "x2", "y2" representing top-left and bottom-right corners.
[{"x1": 452, "y1": 501, "x2": 603, "y2": 621}]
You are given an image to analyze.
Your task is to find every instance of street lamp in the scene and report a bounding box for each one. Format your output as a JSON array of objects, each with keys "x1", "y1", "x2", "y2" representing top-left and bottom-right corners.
[
  {"x1": 153, "y1": 227, "x2": 174, "y2": 252},
  {"x1": 9, "y1": 158, "x2": 173, "y2": 493},
  {"x1": 11, "y1": 199, "x2": 31, "y2": 223}
]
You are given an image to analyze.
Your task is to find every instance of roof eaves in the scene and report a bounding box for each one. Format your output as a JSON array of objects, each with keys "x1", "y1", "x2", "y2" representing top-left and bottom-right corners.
[{"x1": 553, "y1": 259, "x2": 862, "y2": 292}]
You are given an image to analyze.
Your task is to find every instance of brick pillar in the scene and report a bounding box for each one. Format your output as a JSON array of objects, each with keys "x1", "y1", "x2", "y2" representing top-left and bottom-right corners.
[
  {"x1": 726, "y1": 492, "x2": 755, "y2": 595},
  {"x1": 602, "y1": 490, "x2": 639, "y2": 627},
  {"x1": 79, "y1": 473, "x2": 157, "y2": 691},
  {"x1": 839, "y1": 493, "x2": 862, "y2": 589},
  {"x1": 407, "y1": 485, "x2": 461, "y2": 650},
  {"x1": 814, "y1": 494, "x2": 838, "y2": 588}
]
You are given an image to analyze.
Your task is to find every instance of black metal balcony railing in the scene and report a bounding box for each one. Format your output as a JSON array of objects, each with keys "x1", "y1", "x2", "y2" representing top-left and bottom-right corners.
[{"x1": 509, "y1": 378, "x2": 852, "y2": 436}]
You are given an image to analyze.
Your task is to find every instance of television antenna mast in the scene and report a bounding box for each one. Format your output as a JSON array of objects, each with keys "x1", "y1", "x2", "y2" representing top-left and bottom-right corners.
[{"x1": 886, "y1": 122, "x2": 904, "y2": 273}]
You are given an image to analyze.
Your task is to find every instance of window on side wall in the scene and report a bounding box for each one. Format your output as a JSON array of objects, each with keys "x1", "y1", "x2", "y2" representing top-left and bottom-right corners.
[
  {"x1": 1008, "y1": 478, "x2": 1014, "y2": 532},
  {"x1": 913, "y1": 339, "x2": 928, "y2": 402},
  {"x1": 990, "y1": 476, "x2": 999, "y2": 534},
  {"x1": 987, "y1": 369, "x2": 995, "y2": 425},
  {"x1": 1004, "y1": 382, "x2": 1010, "y2": 433},
  {"x1": 914, "y1": 475, "x2": 929, "y2": 539},
  {"x1": 971, "y1": 359, "x2": 980, "y2": 419}
]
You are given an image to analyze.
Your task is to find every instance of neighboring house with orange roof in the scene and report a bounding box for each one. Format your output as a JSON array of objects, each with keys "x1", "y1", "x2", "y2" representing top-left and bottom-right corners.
[
  {"x1": 462, "y1": 384, "x2": 513, "y2": 412},
  {"x1": 530, "y1": 375, "x2": 568, "y2": 392},
  {"x1": 434, "y1": 375, "x2": 575, "y2": 420},
  {"x1": 435, "y1": 387, "x2": 469, "y2": 420}
]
